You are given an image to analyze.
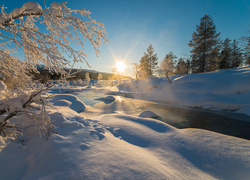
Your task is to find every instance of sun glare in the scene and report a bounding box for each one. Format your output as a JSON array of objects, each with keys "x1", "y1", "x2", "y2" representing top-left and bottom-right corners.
[{"x1": 115, "y1": 61, "x2": 126, "y2": 73}]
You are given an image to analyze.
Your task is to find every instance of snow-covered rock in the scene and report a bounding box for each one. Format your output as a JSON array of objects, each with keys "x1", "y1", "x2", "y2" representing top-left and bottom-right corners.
[{"x1": 138, "y1": 110, "x2": 161, "y2": 119}]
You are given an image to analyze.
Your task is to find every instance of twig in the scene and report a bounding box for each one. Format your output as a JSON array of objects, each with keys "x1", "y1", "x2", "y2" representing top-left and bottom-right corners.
[{"x1": 167, "y1": 75, "x2": 173, "y2": 84}]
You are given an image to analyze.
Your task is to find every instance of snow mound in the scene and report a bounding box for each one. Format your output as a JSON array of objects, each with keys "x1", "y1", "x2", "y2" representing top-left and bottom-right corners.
[
  {"x1": 138, "y1": 110, "x2": 161, "y2": 120},
  {"x1": 95, "y1": 95, "x2": 116, "y2": 102},
  {"x1": 103, "y1": 95, "x2": 116, "y2": 101},
  {"x1": 52, "y1": 94, "x2": 86, "y2": 113},
  {"x1": 53, "y1": 99, "x2": 71, "y2": 106}
]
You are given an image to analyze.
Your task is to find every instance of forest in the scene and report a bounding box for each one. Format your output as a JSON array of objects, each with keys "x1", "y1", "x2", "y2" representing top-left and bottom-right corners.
[{"x1": 136, "y1": 14, "x2": 249, "y2": 80}]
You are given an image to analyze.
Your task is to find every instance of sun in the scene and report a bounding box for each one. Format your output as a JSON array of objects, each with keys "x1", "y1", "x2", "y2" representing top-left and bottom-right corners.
[{"x1": 115, "y1": 61, "x2": 126, "y2": 73}]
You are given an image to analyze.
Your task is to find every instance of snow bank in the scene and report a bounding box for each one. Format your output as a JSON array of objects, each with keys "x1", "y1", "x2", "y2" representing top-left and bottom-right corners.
[
  {"x1": 119, "y1": 66, "x2": 250, "y2": 116},
  {"x1": 0, "y1": 89, "x2": 249, "y2": 180},
  {"x1": 1, "y1": 109, "x2": 249, "y2": 179}
]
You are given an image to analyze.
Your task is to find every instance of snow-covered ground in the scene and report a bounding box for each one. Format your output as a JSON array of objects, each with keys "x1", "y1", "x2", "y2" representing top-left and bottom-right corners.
[
  {"x1": 0, "y1": 66, "x2": 250, "y2": 179},
  {"x1": 119, "y1": 66, "x2": 250, "y2": 116},
  {"x1": 1, "y1": 97, "x2": 249, "y2": 180}
]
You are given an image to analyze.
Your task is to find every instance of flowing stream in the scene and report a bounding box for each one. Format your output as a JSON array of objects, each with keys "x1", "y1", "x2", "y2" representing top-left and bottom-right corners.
[{"x1": 77, "y1": 91, "x2": 250, "y2": 140}]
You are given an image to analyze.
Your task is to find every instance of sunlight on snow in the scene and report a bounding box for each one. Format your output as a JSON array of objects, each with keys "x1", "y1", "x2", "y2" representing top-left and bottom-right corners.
[{"x1": 116, "y1": 96, "x2": 124, "y2": 102}]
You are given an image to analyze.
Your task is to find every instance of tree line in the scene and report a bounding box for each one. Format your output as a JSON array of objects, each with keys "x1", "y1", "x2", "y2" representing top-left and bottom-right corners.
[{"x1": 136, "y1": 14, "x2": 250, "y2": 79}]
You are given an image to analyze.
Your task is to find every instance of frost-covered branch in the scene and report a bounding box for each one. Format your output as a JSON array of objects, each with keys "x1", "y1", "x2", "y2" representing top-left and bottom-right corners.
[
  {"x1": 0, "y1": 1, "x2": 108, "y2": 83},
  {"x1": 0, "y1": 84, "x2": 54, "y2": 138},
  {"x1": 0, "y1": 1, "x2": 107, "y2": 138}
]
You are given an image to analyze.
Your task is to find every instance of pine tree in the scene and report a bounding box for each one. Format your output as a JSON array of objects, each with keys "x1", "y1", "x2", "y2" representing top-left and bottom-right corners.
[
  {"x1": 176, "y1": 58, "x2": 188, "y2": 75},
  {"x1": 189, "y1": 14, "x2": 221, "y2": 73},
  {"x1": 160, "y1": 52, "x2": 177, "y2": 77},
  {"x1": 220, "y1": 38, "x2": 232, "y2": 69},
  {"x1": 245, "y1": 37, "x2": 250, "y2": 65},
  {"x1": 231, "y1": 39, "x2": 243, "y2": 68},
  {"x1": 139, "y1": 54, "x2": 150, "y2": 78},
  {"x1": 139, "y1": 44, "x2": 158, "y2": 78}
]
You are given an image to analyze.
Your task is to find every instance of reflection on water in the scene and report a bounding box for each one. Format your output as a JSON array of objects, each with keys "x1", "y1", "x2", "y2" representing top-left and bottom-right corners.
[
  {"x1": 114, "y1": 110, "x2": 126, "y2": 114},
  {"x1": 78, "y1": 92, "x2": 250, "y2": 140},
  {"x1": 77, "y1": 91, "x2": 105, "y2": 106}
]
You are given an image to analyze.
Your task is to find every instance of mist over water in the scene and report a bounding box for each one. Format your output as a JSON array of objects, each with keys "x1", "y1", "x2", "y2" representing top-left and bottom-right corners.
[{"x1": 78, "y1": 91, "x2": 250, "y2": 140}]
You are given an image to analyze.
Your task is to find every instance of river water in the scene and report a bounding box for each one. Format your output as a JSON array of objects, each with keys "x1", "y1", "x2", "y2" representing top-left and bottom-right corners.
[{"x1": 77, "y1": 91, "x2": 250, "y2": 140}]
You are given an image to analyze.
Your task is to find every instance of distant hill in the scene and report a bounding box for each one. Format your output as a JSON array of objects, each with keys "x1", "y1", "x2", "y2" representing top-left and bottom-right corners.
[{"x1": 32, "y1": 66, "x2": 131, "y2": 83}]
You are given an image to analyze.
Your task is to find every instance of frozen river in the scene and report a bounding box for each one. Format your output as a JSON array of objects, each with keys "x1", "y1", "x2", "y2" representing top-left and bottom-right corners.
[{"x1": 77, "y1": 91, "x2": 250, "y2": 140}]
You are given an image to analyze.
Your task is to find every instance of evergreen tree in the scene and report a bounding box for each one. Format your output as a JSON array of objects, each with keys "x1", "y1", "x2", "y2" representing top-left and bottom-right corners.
[
  {"x1": 231, "y1": 39, "x2": 243, "y2": 68},
  {"x1": 189, "y1": 14, "x2": 221, "y2": 73},
  {"x1": 245, "y1": 37, "x2": 250, "y2": 65},
  {"x1": 219, "y1": 38, "x2": 232, "y2": 69},
  {"x1": 160, "y1": 52, "x2": 177, "y2": 77},
  {"x1": 139, "y1": 54, "x2": 150, "y2": 78},
  {"x1": 139, "y1": 44, "x2": 158, "y2": 78},
  {"x1": 176, "y1": 58, "x2": 188, "y2": 75}
]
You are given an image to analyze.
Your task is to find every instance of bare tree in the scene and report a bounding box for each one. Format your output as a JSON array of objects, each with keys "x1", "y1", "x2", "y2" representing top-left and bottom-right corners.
[
  {"x1": 132, "y1": 63, "x2": 140, "y2": 81},
  {"x1": 85, "y1": 72, "x2": 90, "y2": 85},
  {"x1": 97, "y1": 73, "x2": 102, "y2": 85},
  {"x1": 160, "y1": 52, "x2": 177, "y2": 84}
]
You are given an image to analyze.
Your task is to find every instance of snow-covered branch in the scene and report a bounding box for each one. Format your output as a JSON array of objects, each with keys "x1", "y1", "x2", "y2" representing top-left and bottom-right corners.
[
  {"x1": 0, "y1": 1, "x2": 108, "y2": 83},
  {"x1": 0, "y1": 84, "x2": 54, "y2": 138},
  {"x1": 0, "y1": 1, "x2": 108, "y2": 138}
]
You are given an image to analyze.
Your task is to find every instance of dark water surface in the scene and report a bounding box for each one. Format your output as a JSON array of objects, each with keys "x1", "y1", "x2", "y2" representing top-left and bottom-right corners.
[{"x1": 78, "y1": 92, "x2": 250, "y2": 140}]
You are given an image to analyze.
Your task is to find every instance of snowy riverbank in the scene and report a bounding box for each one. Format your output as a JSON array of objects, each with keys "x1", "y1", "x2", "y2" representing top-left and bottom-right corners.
[
  {"x1": 0, "y1": 66, "x2": 250, "y2": 179},
  {"x1": 118, "y1": 66, "x2": 250, "y2": 116},
  {"x1": 1, "y1": 95, "x2": 249, "y2": 179}
]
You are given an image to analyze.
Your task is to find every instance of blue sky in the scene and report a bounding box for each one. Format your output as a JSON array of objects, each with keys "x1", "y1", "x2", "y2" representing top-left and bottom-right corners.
[{"x1": 1, "y1": 0, "x2": 249, "y2": 76}]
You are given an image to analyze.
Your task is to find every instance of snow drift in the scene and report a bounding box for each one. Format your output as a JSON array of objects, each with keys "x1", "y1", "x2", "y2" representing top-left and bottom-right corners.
[{"x1": 0, "y1": 96, "x2": 249, "y2": 179}]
